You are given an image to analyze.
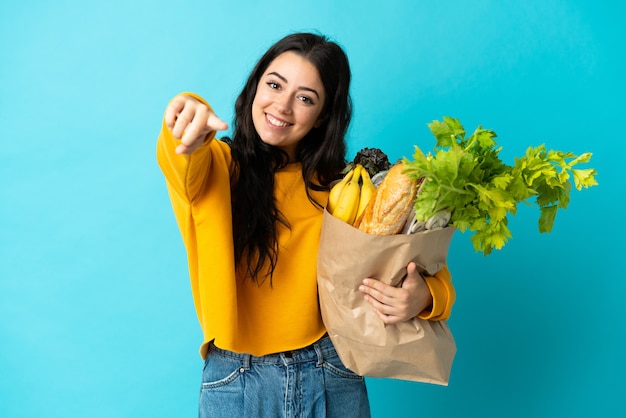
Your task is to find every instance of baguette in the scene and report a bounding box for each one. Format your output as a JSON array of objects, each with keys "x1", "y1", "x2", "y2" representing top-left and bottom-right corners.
[{"x1": 355, "y1": 163, "x2": 417, "y2": 236}]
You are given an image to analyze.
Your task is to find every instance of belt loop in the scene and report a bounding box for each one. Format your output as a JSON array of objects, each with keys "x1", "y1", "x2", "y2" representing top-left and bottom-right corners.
[
  {"x1": 242, "y1": 354, "x2": 251, "y2": 371},
  {"x1": 313, "y1": 339, "x2": 325, "y2": 367}
]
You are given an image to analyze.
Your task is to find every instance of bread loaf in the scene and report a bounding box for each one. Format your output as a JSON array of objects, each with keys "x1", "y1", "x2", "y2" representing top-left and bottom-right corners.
[{"x1": 356, "y1": 163, "x2": 417, "y2": 235}]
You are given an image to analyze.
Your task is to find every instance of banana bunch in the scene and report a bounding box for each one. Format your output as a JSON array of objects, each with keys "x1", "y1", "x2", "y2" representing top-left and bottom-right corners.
[{"x1": 327, "y1": 164, "x2": 377, "y2": 226}]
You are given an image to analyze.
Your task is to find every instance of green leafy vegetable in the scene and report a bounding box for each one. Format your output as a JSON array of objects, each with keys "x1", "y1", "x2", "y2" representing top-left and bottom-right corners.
[{"x1": 402, "y1": 116, "x2": 598, "y2": 255}]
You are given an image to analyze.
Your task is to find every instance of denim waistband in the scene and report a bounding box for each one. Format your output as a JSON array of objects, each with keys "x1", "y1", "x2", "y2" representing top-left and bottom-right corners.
[{"x1": 208, "y1": 335, "x2": 335, "y2": 367}]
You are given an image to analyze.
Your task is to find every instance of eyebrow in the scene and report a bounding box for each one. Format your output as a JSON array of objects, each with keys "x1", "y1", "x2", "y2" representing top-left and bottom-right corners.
[{"x1": 267, "y1": 71, "x2": 320, "y2": 99}]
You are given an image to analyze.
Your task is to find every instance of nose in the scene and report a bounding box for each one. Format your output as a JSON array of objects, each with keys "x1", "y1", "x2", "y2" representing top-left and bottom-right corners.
[{"x1": 274, "y1": 94, "x2": 293, "y2": 115}]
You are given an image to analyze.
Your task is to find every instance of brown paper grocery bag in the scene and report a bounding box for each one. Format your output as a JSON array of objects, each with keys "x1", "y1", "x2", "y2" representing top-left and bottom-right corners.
[{"x1": 317, "y1": 209, "x2": 457, "y2": 385}]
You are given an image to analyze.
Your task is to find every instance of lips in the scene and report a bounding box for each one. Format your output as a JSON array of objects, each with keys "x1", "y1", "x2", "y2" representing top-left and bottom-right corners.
[{"x1": 266, "y1": 113, "x2": 292, "y2": 128}]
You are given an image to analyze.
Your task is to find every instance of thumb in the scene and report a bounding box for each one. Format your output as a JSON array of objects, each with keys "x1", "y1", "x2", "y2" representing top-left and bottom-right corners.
[{"x1": 402, "y1": 262, "x2": 421, "y2": 288}]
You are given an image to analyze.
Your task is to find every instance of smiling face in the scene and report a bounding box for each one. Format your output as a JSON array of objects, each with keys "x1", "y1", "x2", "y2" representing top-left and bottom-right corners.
[{"x1": 252, "y1": 51, "x2": 327, "y2": 161}]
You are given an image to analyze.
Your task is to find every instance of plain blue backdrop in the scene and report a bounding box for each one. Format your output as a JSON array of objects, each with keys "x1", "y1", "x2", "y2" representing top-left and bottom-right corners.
[{"x1": 1, "y1": 0, "x2": 623, "y2": 417}]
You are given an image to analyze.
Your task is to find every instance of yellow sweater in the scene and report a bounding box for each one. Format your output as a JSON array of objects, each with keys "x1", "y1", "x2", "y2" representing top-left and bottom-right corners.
[{"x1": 157, "y1": 94, "x2": 455, "y2": 358}]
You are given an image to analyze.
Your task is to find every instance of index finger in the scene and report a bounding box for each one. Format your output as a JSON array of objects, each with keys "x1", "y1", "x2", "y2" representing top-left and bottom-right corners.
[
  {"x1": 206, "y1": 112, "x2": 229, "y2": 132},
  {"x1": 178, "y1": 109, "x2": 227, "y2": 146},
  {"x1": 361, "y1": 278, "x2": 398, "y2": 298}
]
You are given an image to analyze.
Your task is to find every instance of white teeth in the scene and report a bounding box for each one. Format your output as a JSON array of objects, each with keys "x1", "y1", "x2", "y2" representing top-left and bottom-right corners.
[{"x1": 267, "y1": 114, "x2": 290, "y2": 127}]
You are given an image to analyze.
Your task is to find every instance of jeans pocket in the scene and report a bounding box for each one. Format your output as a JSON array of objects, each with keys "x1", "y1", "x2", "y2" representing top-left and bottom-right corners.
[
  {"x1": 321, "y1": 353, "x2": 364, "y2": 381},
  {"x1": 199, "y1": 353, "x2": 246, "y2": 418},
  {"x1": 201, "y1": 353, "x2": 245, "y2": 391}
]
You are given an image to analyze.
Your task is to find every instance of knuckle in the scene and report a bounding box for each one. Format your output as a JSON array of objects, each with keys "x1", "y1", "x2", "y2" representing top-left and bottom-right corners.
[
  {"x1": 176, "y1": 115, "x2": 192, "y2": 128},
  {"x1": 397, "y1": 289, "x2": 410, "y2": 301}
]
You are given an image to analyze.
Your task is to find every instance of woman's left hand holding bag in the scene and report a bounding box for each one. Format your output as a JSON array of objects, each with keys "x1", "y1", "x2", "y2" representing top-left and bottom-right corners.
[{"x1": 358, "y1": 262, "x2": 433, "y2": 324}]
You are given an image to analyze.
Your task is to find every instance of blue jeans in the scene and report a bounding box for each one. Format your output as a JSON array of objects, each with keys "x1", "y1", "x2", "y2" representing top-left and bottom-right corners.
[{"x1": 199, "y1": 335, "x2": 371, "y2": 417}]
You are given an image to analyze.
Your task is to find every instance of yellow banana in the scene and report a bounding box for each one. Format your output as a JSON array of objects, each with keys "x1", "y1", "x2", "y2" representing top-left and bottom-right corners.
[
  {"x1": 333, "y1": 165, "x2": 362, "y2": 224},
  {"x1": 356, "y1": 167, "x2": 376, "y2": 221},
  {"x1": 328, "y1": 167, "x2": 355, "y2": 214}
]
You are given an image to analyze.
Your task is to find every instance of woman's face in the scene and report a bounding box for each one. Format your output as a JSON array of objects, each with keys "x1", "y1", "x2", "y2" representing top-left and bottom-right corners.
[{"x1": 252, "y1": 51, "x2": 326, "y2": 161}]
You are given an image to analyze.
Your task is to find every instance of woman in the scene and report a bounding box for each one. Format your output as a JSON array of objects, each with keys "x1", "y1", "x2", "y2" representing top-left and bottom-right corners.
[{"x1": 157, "y1": 32, "x2": 454, "y2": 417}]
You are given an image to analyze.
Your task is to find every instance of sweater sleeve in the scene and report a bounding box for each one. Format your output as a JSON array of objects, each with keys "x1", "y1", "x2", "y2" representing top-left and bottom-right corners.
[
  {"x1": 156, "y1": 93, "x2": 238, "y2": 353},
  {"x1": 417, "y1": 265, "x2": 455, "y2": 321}
]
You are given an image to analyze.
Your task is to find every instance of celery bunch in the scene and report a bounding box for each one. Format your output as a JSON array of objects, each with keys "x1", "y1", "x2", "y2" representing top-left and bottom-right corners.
[{"x1": 402, "y1": 117, "x2": 598, "y2": 255}]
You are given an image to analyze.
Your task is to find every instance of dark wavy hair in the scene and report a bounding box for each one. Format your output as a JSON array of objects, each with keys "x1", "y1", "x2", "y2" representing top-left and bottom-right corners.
[{"x1": 228, "y1": 32, "x2": 352, "y2": 284}]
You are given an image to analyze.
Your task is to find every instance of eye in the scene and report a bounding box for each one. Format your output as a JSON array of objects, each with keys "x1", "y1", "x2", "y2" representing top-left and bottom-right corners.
[
  {"x1": 266, "y1": 81, "x2": 280, "y2": 89},
  {"x1": 298, "y1": 95, "x2": 315, "y2": 105}
]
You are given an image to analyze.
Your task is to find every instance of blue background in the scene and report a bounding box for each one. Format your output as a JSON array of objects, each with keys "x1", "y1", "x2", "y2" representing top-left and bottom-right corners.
[{"x1": 1, "y1": 0, "x2": 623, "y2": 417}]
